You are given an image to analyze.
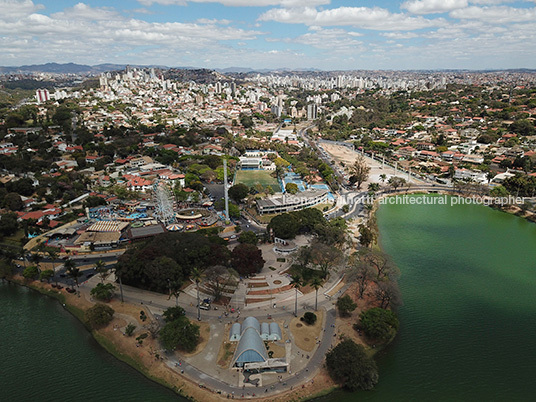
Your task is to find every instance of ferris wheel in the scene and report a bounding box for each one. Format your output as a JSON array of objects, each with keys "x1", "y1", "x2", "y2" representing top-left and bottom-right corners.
[{"x1": 153, "y1": 180, "x2": 176, "y2": 225}]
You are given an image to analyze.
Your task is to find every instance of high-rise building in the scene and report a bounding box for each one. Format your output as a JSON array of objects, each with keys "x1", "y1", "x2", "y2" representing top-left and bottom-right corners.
[
  {"x1": 230, "y1": 82, "x2": 236, "y2": 97},
  {"x1": 271, "y1": 105, "x2": 281, "y2": 118},
  {"x1": 99, "y1": 74, "x2": 108, "y2": 89},
  {"x1": 35, "y1": 89, "x2": 50, "y2": 104},
  {"x1": 307, "y1": 104, "x2": 317, "y2": 120}
]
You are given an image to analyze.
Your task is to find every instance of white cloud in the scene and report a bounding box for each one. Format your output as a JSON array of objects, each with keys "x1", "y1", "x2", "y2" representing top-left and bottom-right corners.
[
  {"x1": 450, "y1": 6, "x2": 536, "y2": 23},
  {"x1": 469, "y1": 0, "x2": 515, "y2": 4},
  {"x1": 381, "y1": 32, "x2": 419, "y2": 39},
  {"x1": 196, "y1": 18, "x2": 231, "y2": 24},
  {"x1": 0, "y1": 2, "x2": 264, "y2": 65},
  {"x1": 402, "y1": 0, "x2": 468, "y2": 15},
  {"x1": 259, "y1": 6, "x2": 444, "y2": 30},
  {"x1": 138, "y1": 0, "x2": 330, "y2": 6},
  {"x1": 51, "y1": 3, "x2": 122, "y2": 21},
  {"x1": 289, "y1": 27, "x2": 365, "y2": 53},
  {"x1": 0, "y1": 0, "x2": 44, "y2": 21},
  {"x1": 1, "y1": 0, "x2": 534, "y2": 70},
  {"x1": 131, "y1": 8, "x2": 155, "y2": 14}
]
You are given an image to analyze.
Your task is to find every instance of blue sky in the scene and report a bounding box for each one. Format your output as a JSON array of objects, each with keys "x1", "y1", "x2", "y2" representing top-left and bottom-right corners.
[{"x1": 1, "y1": 0, "x2": 535, "y2": 70}]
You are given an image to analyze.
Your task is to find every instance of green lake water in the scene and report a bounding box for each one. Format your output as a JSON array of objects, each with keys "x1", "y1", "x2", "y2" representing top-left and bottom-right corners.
[
  {"x1": 0, "y1": 282, "x2": 179, "y2": 402},
  {"x1": 329, "y1": 195, "x2": 536, "y2": 401},
  {"x1": 2, "y1": 195, "x2": 536, "y2": 401}
]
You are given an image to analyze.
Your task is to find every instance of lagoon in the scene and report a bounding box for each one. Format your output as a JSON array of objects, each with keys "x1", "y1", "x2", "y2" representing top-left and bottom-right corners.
[
  {"x1": 0, "y1": 282, "x2": 179, "y2": 402},
  {"x1": 331, "y1": 195, "x2": 536, "y2": 401},
  {"x1": 2, "y1": 195, "x2": 536, "y2": 401}
]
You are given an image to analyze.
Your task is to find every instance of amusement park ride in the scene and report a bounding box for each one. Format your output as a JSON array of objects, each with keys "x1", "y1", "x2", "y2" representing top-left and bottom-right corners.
[{"x1": 152, "y1": 180, "x2": 176, "y2": 226}]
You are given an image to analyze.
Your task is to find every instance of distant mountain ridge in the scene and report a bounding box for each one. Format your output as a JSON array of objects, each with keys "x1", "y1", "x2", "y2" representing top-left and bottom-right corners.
[
  {"x1": 0, "y1": 62, "x2": 534, "y2": 75},
  {"x1": 0, "y1": 62, "x2": 324, "y2": 75},
  {"x1": 0, "y1": 62, "x2": 167, "y2": 74}
]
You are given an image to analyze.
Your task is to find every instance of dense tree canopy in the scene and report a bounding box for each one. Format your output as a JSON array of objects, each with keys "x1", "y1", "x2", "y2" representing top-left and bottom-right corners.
[
  {"x1": 0, "y1": 212, "x2": 19, "y2": 237},
  {"x1": 268, "y1": 208, "x2": 325, "y2": 239},
  {"x1": 285, "y1": 182, "x2": 299, "y2": 194},
  {"x1": 231, "y1": 243, "x2": 265, "y2": 276},
  {"x1": 22, "y1": 265, "x2": 39, "y2": 281},
  {"x1": 162, "y1": 306, "x2": 186, "y2": 323},
  {"x1": 4, "y1": 193, "x2": 23, "y2": 211},
  {"x1": 90, "y1": 283, "x2": 116, "y2": 302},
  {"x1": 268, "y1": 213, "x2": 300, "y2": 239},
  {"x1": 117, "y1": 232, "x2": 230, "y2": 292},
  {"x1": 503, "y1": 173, "x2": 536, "y2": 197},
  {"x1": 159, "y1": 314, "x2": 199, "y2": 352},
  {"x1": 228, "y1": 183, "x2": 249, "y2": 203},
  {"x1": 86, "y1": 303, "x2": 115, "y2": 329},
  {"x1": 336, "y1": 294, "x2": 357, "y2": 317},
  {"x1": 326, "y1": 339, "x2": 379, "y2": 391},
  {"x1": 238, "y1": 230, "x2": 258, "y2": 245},
  {"x1": 359, "y1": 307, "x2": 399, "y2": 343}
]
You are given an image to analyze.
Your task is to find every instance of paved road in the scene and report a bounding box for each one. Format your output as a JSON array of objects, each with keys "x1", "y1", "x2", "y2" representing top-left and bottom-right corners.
[
  {"x1": 26, "y1": 236, "x2": 346, "y2": 398},
  {"x1": 70, "y1": 276, "x2": 342, "y2": 397},
  {"x1": 165, "y1": 307, "x2": 337, "y2": 397}
]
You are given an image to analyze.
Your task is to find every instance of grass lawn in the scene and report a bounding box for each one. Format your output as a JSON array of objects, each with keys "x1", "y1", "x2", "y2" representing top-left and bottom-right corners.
[
  {"x1": 312, "y1": 202, "x2": 334, "y2": 212},
  {"x1": 235, "y1": 170, "x2": 281, "y2": 192},
  {"x1": 2, "y1": 229, "x2": 26, "y2": 247},
  {"x1": 290, "y1": 310, "x2": 324, "y2": 352}
]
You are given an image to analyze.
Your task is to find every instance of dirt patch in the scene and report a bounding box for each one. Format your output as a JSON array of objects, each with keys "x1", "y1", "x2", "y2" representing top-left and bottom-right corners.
[
  {"x1": 333, "y1": 283, "x2": 383, "y2": 347},
  {"x1": 248, "y1": 276, "x2": 266, "y2": 281},
  {"x1": 247, "y1": 284, "x2": 292, "y2": 295},
  {"x1": 212, "y1": 296, "x2": 231, "y2": 306},
  {"x1": 216, "y1": 339, "x2": 237, "y2": 368},
  {"x1": 290, "y1": 310, "x2": 324, "y2": 352},
  {"x1": 182, "y1": 321, "x2": 210, "y2": 357},
  {"x1": 245, "y1": 297, "x2": 271, "y2": 304},
  {"x1": 254, "y1": 367, "x2": 337, "y2": 402},
  {"x1": 266, "y1": 342, "x2": 285, "y2": 359},
  {"x1": 326, "y1": 280, "x2": 345, "y2": 297},
  {"x1": 299, "y1": 284, "x2": 314, "y2": 294},
  {"x1": 248, "y1": 282, "x2": 269, "y2": 288}
]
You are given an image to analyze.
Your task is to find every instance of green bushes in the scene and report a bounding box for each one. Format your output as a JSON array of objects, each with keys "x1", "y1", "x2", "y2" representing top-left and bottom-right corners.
[
  {"x1": 358, "y1": 307, "x2": 399, "y2": 343},
  {"x1": 301, "y1": 312, "x2": 317, "y2": 325},
  {"x1": 326, "y1": 339, "x2": 379, "y2": 391},
  {"x1": 86, "y1": 303, "x2": 115, "y2": 329}
]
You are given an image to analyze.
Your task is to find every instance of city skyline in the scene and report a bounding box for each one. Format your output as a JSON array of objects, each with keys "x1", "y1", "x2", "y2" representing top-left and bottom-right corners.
[{"x1": 1, "y1": 0, "x2": 536, "y2": 71}]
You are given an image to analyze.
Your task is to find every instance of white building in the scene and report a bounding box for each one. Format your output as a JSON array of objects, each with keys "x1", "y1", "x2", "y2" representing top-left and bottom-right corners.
[
  {"x1": 256, "y1": 190, "x2": 329, "y2": 215},
  {"x1": 454, "y1": 168, "x2": 487, "y2": 184},
  {"x1": 36, "y1": 89, "x2": 50, "y2": 104}
]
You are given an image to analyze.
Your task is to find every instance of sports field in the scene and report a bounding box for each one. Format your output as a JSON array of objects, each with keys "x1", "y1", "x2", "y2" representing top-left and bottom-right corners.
[{"x1": 235, "y1": 169, "x2": 281, "y2": 192}]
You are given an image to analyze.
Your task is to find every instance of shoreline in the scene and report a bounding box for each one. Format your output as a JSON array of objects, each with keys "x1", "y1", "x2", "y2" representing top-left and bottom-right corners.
[
  {"x1": 369, "y1": 190, "x2": 536, "y2": 225},
  {"x1": 5, "y1": 276, "x2": 198, "y2": 401},
  {"x1": 4, "y1": 275, "x2": 346, "y2": 402}
]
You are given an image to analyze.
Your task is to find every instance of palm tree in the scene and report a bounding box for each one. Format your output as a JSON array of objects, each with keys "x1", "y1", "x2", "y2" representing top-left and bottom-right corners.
[
  {"x1": 64, "y1": 258, "x2": 81, "y2": 291},
  {"x1": 95, "y1": 260, "x2": 109, "y2": 283},
  {"x1": 30, "y1": 252, "x2": 42, "y2": 273},
  {"x1": 47, "y1": 248, "x2": 58, "y2": 285},
  {"x1": 17, "y1": 248, "x2": 26, "y2": 269},
  {"x1": 290, "y1": 274, "x2": 303, "y2": 317},
  {"x1": 191, "y1": 267, "x2": 202, "y2": 321},
  {"x1": 310, "y1": 277, "x2": 323, "y2": 311},
  {"x1": 364, "y1": 203, "x2": 374, "y2": 218},
  {"x1": 112, "y1": 265, "x2": 124, "y2": 303},
  {"x1": 368, "y1": 182, "x2": 380, "y2": 193},
  {"x1": 168, "y1": 279, "x2": 182, "y2": 306},
  {"x1": 379, "y1": 174, "x2": 387, "y2": 185}
]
